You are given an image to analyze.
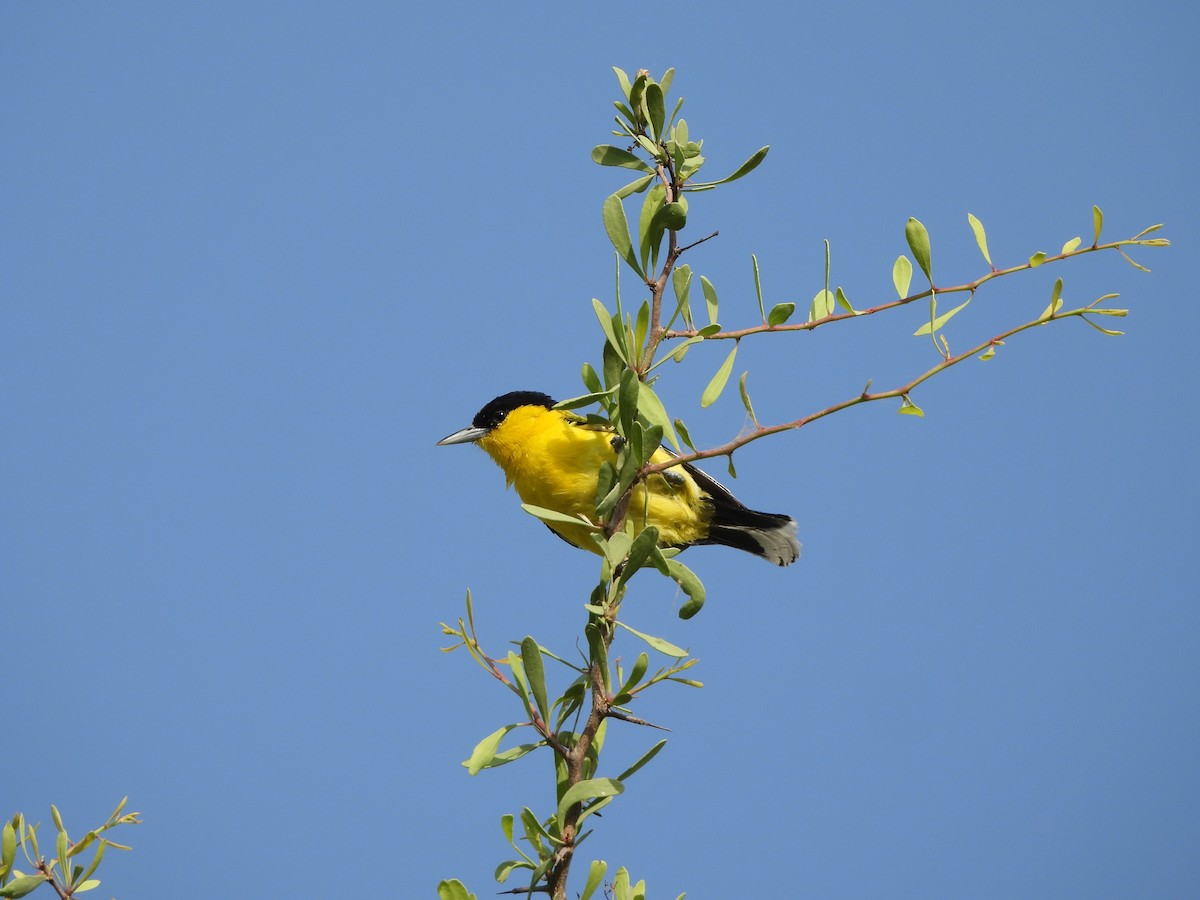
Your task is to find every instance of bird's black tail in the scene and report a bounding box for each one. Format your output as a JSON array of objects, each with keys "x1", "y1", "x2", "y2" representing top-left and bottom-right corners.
[{"x1": 685, "y1": 463, "x2": 802, "y2": 566}]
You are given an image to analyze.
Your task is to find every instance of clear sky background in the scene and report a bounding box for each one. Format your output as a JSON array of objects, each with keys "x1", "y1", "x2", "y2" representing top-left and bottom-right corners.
[{"x1": 3, "y1": 2, "x2": 1197, "y2": 898}]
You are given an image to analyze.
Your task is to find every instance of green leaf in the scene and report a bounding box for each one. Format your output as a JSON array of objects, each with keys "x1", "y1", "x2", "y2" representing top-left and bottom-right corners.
[
  {"x1": 893, "y1": 255, "x2": 913, "y2": 298},
  {"x1": 738, "y1": 371, "x2": 757, "y2": 425},
  {"x1": 700, "y1": 275, "x2": 719, "y2": 326},
  {"x1": 613, "y1": 66, "x2": 632, "y2": 99},
  {"x1": 767, "y1": 302, "x2": 795, "y2": 326},
  {"x1": 913, "y1": 298, "x2": 970, "y2": 335},
  {"x1": 1081, "y1": 317, "x2": 1125, "y2": 336},
  {"x1": 603, "y1": 194, "x2": 644, "y2": 279},
  {"x1": 667, "y1": 559, "x2": 706, "y2": 618},
  {"x1": 752, "y1": 254, "x2": 764, "y2": 322},
  {"x1": 436, "y1": 879, "x2": 477, "y2": 900},
  {"x1": 905, "y1": 217, "x2": 932, "y2": 282},
  {"x1": 613, "y1": 174, "x2": 656, "y2": 200},
  {"x1": 0, "y1": 875, "x2": 49, "y2": 899},
  {"x1": 645, "y1": 82, "x2": 665, "y2": 140},
  {"x1": 808, "y1": 290, "x2": 834, "y2": 323},
  {"x1": 674, "y1": 418, "x2": 695, "y2": 451},
  {"x1": 637, "y1": 382, "x2": 680, "y2": 451},
  {"x1": 1092, "y1": 205, "x2": 1103, "y2": 244},
  {"x1": 898, "y1": 395, "x2": 924, "y2": 417},
  {"x1": 581, "y1": 860, "x2": 608, "y2": 900},
  {"x1": 1062, "y1": 236, "x2": 1082, "y2": 254},
  {"x1": 1119, "y1": 248, "x2": 1151, "y2": 272},
  {"x1": 616, "y1": 739, "x2": 667, "y2": 781},
  {"x1": 592, "y1": 298, "x2": 629, "y2": 363},
  {"x1": 591, "y1": 145, "x2": 654, "y2": 171},
  {"x1": 671, "y1": 264, "x2": 693, "y2": 329},
  {"x1": 477, "y1": 742, "x2": 543, "y2": 770},
  {"x1": 557, "y1": 778, "x2": 625, "y2": 825},
  {"x1": 494, "y1": 859, "x2": 533, "y2": 883},
  {"x1": 835, "y1": 286, "x2": 859, "y2": 315},
  {"x1": 581, "y1": 362, "x2": 603, "y2": 394},
  {"x1": 520, "y1": 503, "x2": 597, "y2": 530},
  {"x1": 689, "y1": 145, "x2": 769, "y2": 187},
  {"x1": 615, "y1": 620, "x2": 688, "y2": 657},
  {"x1": 659, "y1": 67, "x2": 675, "y2": 96},
  {"x1": 1028, "y1": 251, "x2": 1047, "y2": 267},
  {"x1": 701, "y1": 344, "x2": 738, "y2": 407},
  {"x1": 521, "y1": 637, "x2": 550, "y2": 724},
  {"x1": 465, "y1": 724, "x2": 518, "y2": 772},
  {"x1": 654, "y1": 200, "x2": 687, "y2": 232},
  {"x1": 74, "y1": 880, "x2": 101, "y2": 893},
  {"x1": 637, "y1": 182, "x2": 667, "y2": 274},
  {"x1": 967, "y1": 213, "x2": 992, "y2": 266},
  {"x1": 2, "y1": 821, "x2": 15, "y2": 875}
]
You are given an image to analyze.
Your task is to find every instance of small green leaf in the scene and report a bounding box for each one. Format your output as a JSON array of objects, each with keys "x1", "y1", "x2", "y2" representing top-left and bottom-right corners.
[
  {"x1": 1119, "y1": 249, "x2": 1151, "y2": 272},
  {"x1": 0, "y1": 875, "x2": 49, "y2": 899},
  {"x1": 581, "y1": 860, "x2": 608, "y2": 900},
  {"x1": 73, "y1": 880, "x2": 101, "y2": 893},
  {"x1": 521, "y1": 637, "x2": 550, "y2": 724},
  {"x1": 613, "y1": 174, "x2": 656, "y2": 200},
  {"x1": 1092, "y1": 205, "x2": 1103, "y2": 244},
  {"x1": 913, "y1": 298, "x2": 970, "y2": 336},
  {"x1": 688, "y1": 145, "x2": 769, "y2": 187},
  {"x1": 494, "y1": 859, "x2": 533, "y2": 884},
  {"x1": 834, "y1": 286, "x2": 860, "y2": 315},
  {"x1": 674, "y1": 418, "x2": 696, "y2": 451},
  {"x1": 701, "y1": 344, "x2": 738, "y2": 407},
  {"x1": 967, "y1": 213, "x2": 992, "y2": 266},
  {"x1": 893, "y1": 255, "x2": 913, "y2": 298},
  {"x1": 978, "y1": 345, "x2": 997, "y2": 360},
  {"x1": 581, "y1": 362, "x2": 603, "y2": 394},
  {"x1": 666, "y1": 558, "x2": 706, "y2": 619},
  {"x1": 905, "y1": 217, "x2": 933, "y2": 282},
  {"x1": 520, "y1": 503, "x2": 597, "y2": 530},
  {"x1": 436, "y1": 879, "x2": 477, "y2": 900},
  {"x1": 738, "y1": 371, "x2": 758, "y2": 425},
  {"x1": 591, "y1": 145, "x2": 654, "y2": 171},
  {"x1": 898, "y1": 395, "x2": 924, "y2": 417},
  {"x1": 726, "y1": 454, "x2": 736, "y2": 479},
  {"x1": 637, "y1": 382, "x2": 680, "y2": 451},
  {"x1": 1081, "y1": 317, "x2": 1125, "y2": 336},
  {"x1": 616, "y1": 739, "x2": 668, "y2": 782},
  {"x1": 1062, "y1": 236, "x2": 1082, "y2": 254},
  {"x1": 645, "y1": 82, "x2": 665, "y2": 140},
  {"x1": 603, "y1": 194, "x2": 644, "y2": 279},
  {"x1": 1029, "y1": 250, "x2": 1048, "y2": 267},
  {"x1": 2, "y1": 821, "x2": 15, "y2": 873},
  {"x1": 557, "y1": 778, "x2": 625, "y2": 826},
  {"x1": 653, "y1": 200, "x2": 687, "y2": 232},
  {"x1": 752, "y1": 255, "x2": 764, "y2": 322},
  {"x1": 767, "y1": 302, "x2": 795, "y2": 326},
  {"x1": 808, "y1": 290, "x2": 834, "y2": 323},
  {"x1": 700, "y1": 275, "x2": 719, "y2": 325},
  {"x1": 592, "y1": 298, "x2": 629, "y2": 363},
  {"x1": 615, "y1": 620, "x2": 688, "y2": 657}
]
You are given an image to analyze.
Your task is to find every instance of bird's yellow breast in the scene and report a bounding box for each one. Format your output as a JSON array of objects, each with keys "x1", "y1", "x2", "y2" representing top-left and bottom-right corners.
[{"x1": 477, "y1": 406, "x2": 711, "y2": 552}]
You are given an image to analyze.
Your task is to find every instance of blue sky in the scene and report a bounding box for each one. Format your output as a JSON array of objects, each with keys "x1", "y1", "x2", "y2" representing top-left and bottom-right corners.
[{"x1": 3, "y1": 2, "x2": 1197, "y2": 897}]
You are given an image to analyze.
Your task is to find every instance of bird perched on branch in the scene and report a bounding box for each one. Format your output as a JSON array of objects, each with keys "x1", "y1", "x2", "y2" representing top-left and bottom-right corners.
[{"x1": 437, "y1": 391, "x2": 800, "y2": 566}]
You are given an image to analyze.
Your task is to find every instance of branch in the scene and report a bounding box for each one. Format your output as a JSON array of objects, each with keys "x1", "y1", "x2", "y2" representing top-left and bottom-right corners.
[
  {"x1": 642, "y1": 301, "x2": 1112, "y2": 477},
  {"x1": 661, "y1": 235, "x2": 1163, "y2": 343}
]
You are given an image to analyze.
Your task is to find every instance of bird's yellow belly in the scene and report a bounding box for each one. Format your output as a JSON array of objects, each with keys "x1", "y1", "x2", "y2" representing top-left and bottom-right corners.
[{"x1": 480, "y1": 411, "x2": 711, "y2": 553}]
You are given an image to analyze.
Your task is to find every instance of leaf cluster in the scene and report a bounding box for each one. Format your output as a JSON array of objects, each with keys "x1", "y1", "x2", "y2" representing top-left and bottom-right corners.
[{"x1": 1, "y1": 799, "x2": 139, "y2": 899}]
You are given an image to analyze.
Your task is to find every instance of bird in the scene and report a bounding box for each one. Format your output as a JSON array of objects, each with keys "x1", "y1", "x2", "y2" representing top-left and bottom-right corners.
[{"x1": 437, "y1": 391, "x2": 800, "y2": 566}]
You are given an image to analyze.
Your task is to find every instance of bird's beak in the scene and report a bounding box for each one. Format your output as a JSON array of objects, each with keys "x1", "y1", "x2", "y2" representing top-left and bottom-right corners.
[{"x1": 436, "y1": 425, "x2": 489, "y2": 446}]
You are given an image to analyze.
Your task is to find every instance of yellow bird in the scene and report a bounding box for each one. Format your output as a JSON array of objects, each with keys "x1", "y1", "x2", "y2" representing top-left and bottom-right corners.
[{"x1": 437, "y1": 391, "x2": 800, "y2": 566}]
